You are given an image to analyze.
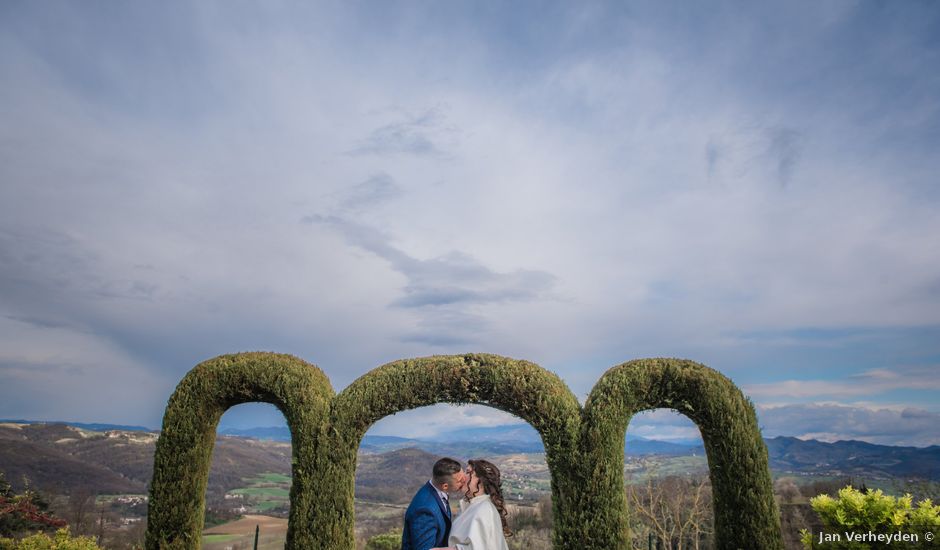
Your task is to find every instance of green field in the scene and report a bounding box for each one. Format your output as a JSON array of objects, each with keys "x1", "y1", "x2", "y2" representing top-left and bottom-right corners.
[
  {"x1": 224, "y1": 472, "x2": 293, "y2": 514},
  {"x1": 202, "y1": 534, "x2": 240, "y2": 544},
  {"x1": 231, "y1": 487, "x2": 290, "y2": 498},
  {"x1": 256, "y1": 500, "x2": 285, "y2": 511},
  {"x1": 623, "y1": 455, "x2": 709, "y2": 483},
  {"x1": 244, "y1": 473, "x2": 291, "y2": 484}
]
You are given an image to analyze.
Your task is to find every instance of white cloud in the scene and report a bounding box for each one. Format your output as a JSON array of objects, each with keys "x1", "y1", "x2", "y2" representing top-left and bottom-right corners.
[
  {"x1": 368, "y1": 404, "x2": 523, "y2": 440},
  {"x1": 744, "y1": 366, "x2": 940, "y2": 400},
  {"x1": 757, "y1": 403, "x2": 940, "y2": 446}
]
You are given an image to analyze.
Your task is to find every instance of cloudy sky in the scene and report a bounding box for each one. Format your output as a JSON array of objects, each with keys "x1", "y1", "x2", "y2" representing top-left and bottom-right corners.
[{"x1": 2, "y1": 2, "x2": 939, "y2": 446}]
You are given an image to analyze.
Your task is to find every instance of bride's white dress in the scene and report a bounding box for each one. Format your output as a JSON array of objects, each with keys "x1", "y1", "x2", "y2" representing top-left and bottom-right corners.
[{"x1": 447, "y1": 494, "x2": 509, "y2": 550}]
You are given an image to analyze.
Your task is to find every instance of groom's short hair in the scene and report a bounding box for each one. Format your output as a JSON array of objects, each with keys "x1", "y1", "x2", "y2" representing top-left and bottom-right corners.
[{"x1": 432, "y1": 457, "x2": 462, "y2": 485}]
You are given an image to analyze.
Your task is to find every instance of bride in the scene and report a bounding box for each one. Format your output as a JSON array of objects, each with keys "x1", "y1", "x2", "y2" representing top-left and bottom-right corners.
[{"x1": 433, "y1": 459, "x2": 511, "y2": 550}]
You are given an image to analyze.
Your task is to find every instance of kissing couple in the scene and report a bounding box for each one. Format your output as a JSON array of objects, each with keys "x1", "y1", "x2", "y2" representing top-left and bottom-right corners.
[{"x1": 401, "y1": 457, "x2": 512, "y2": 550}]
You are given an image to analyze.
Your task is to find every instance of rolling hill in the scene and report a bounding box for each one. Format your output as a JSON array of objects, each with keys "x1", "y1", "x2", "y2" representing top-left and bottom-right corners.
[{"x1": 2, "y1": 419, "x2": 938, "y2": 502}]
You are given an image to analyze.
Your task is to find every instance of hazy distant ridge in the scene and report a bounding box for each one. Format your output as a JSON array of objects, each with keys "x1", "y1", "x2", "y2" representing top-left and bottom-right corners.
[
  {"x1": 3, "y1": 420, "x2": 938, "y2": 484},
  {"x1": 220, "y1": 424, "x2": 702, "y2": 456}
]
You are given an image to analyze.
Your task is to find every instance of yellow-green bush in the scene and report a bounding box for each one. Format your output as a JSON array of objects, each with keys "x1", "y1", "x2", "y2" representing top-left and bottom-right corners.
[
  {"x1": 365, "y1": 528, "x2": 402, "y2": 550},
  {"x1": 0, "y1": 528, "x2": 101, "y2": 550},
  {"x1": 147, "y1": 353, "x2": 781, "y2": 549},
  {"x1": 801, "y1": 486, "x2": 940, "y2": 549}
]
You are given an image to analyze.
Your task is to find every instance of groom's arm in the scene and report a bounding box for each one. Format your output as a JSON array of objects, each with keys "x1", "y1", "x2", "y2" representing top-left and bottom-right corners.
[{"x1": 410, "y1": 508, "x2": 441, "y2": 550}]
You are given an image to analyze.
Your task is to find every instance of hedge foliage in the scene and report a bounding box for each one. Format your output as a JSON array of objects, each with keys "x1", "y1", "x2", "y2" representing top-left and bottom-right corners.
[
  {"x1": 321, "y1": 354, "x2": 582, "y2": 549},
  {"x1": 147, "y1": 353, "x2": 781, "y2": 549},
  {"x1": 146, "y1": 353, "x2": 334, "y2": 549},
  {"x1": 581, "y1": 358, "x2": 783, "y2": 549}
]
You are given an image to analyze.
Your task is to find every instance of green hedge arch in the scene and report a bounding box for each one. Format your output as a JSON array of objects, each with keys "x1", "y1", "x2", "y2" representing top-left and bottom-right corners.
[
  {"x1": 580, "y1": 358, "x2": 783, "y2": 550},
  {"x1": 146, "y1": 352, "x2": 334, "y2": 549},
  {"x1": 147, "y1": 353, "x2": 782, "y2": 549},
  {"x1": 314, "y1": 353, "x2": 583, "y2": 549}
]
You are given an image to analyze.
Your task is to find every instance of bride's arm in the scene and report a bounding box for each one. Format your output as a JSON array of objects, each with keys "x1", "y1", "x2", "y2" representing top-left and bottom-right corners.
[{"x1": 441, "y1": 512, "x2": 490, "y2": 550}]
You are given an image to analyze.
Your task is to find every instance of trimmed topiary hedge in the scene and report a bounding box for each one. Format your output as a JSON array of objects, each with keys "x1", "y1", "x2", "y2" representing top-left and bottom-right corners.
[
  {"x1": 146, "y1": 352, "x2": 334, "y2": 549},
  {"x1": 318, "y1": 354, "x2": 583, "y2": 549},
  {"x1": 580, "y1": 358, "x2": 783, "y2": 549},
  {"x1": 147, "y1": 353, "x2": 781, "y2": 549}
]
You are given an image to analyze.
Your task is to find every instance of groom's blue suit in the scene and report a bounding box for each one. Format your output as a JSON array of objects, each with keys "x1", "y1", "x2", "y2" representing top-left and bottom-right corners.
[{"x1": 401, "y1": 481, "x2": 452, "y2": 550}]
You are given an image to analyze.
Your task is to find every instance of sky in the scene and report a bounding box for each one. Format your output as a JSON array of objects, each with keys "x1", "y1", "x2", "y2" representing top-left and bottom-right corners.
[{"x1": 1, "y1": 1, "x2": 939, "y2": 446}]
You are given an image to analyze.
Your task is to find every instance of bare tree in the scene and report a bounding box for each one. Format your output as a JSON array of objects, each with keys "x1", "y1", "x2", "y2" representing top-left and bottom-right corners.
[
  {"x1": 66, "y1": 489, "x2": 96, "y2": 536},
  {"x1": 627, "y1": 476, "x2": 713, "y2": 550},
  {"x1": 774, "y1": 478, "x2": 802, "y2": 505}
]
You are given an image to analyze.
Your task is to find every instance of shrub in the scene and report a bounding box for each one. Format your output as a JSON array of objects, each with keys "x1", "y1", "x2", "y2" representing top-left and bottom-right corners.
[
  {"x1": 0, "y1": 474, "x2": 66, "y2": 538},
  {"x1": 364, "y1": 528, "x2": 401, "y2": 550},
  {"x1": 0, "y1": 528, "x2": 101, "y2": 550},
  {"x1": 801, "y1": 486, "x2": 940, "y2": 549}
]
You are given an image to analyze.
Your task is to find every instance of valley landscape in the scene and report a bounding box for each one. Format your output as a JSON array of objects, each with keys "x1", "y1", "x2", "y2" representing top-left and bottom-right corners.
[{"x1": 2, "y1": 420, "x2": 938, "y2": 549}]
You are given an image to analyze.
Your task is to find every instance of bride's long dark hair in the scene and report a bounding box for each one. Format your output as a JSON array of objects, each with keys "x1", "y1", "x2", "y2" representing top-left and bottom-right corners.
[{"x1": 467, "y1": 459, "x2": 513, "y2": 538}]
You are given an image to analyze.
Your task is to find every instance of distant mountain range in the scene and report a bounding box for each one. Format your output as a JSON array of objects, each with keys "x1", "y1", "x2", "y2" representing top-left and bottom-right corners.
[
  {"x1": 1, "y1": 419, "x2": 155, "y2": 433},
  {"x1": 220, "y1": 423, "x2": 940, "y2": 479},
  {"x1": 0, "y1": 422, "x2": 290, "y2": 496},
  {"x1": 3, "y1": 419, "x2": 939, "y2": 487},
  {"x1": 766, "y1": 436, "x2": 940, "y2": 480},
  {"x1": 220, "y1": 424, "x2": 704, "y2": 456}
]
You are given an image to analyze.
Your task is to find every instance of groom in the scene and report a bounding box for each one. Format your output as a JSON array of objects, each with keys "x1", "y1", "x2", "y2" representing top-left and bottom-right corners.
[{"x1": 401, "y1": 457, "x2": 467, "y2": 550}]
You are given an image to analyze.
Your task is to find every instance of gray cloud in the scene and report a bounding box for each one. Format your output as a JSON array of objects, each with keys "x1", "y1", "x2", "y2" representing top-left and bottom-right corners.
[
  {"x1": 595, "y1": 400, "x2": 940, "y2": 447},
  {"x1": 400, "y1": 332, "x2": 474, "y2": 348},
  {"x1": 400, "y1": 309, "x2": 490, "y2": 347},
  {"x1": 338, "y1": 173, "x2": 402, "y2": 212},
  {"x1": 1, "y1": 1, "x2": 940, "y2": 431},
  {"x1": 303, "y1": 214, "x2": 556, "y2": 345},
  {"x1": 701, "y1": 124, "x2": 804, "y2": 188},
  {"x1": 0, "y1": 358, "x2": 86, "y2": 378},
  {"x1": 744, "y1": 365, "x2": 940, "y2": 400},
  {"x1": 1, "y1": 315, "x2": 75, "y2": 331},
  {"x1": 623, "y1": 403, "x2": 940, "y2": 446},
  {"x1": 757, "y1": 403, "x2": 940, "y2": 446},
  {"x1": 705, "y1": 138, "x2": 721, "y2": 180},
  {"x1": 767, "y1": 126, "x2": 803, "y2": 187},
  {"x1": 0, "y1": 228, "x2": 152, "y2": 337},
  {"x1": 306, "y1": 215, "x2": 555, "y2": 308},
  {"x1": 348, "y1": 107, "x2": 454, "y2": 157}
]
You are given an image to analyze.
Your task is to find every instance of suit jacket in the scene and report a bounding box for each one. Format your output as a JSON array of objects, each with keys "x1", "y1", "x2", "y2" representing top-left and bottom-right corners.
[{"x1": 401, "y1": 481, "x2": 452, "y2": 550}]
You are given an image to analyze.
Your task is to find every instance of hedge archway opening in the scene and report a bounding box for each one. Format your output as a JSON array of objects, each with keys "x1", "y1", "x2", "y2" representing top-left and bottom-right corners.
[
  {"x1": 208, "y1": 403, "x2": 293, "y2": 520},
  {"x1": 313, "y1": 354, "x2": 583, "y2": 549},
  {"x1": 579, "y1": 358, "x2": 783, "y2": 549},
  {"x1": 622, "y1": 410, "x2": 712, "y2": 547},
  {"x1": 355, "y1": 402, "x2": 558, "y2": 544},
  {"x1": 146, "y1": 353, "x2": 334, "y2": 549}
]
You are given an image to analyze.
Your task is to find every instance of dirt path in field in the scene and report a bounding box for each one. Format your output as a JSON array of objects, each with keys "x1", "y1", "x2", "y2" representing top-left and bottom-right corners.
[
  {"x1": 203, "y1": 514, "x2": 288, "y2": 549},
  {"x1": 204, "y1": 514, "x2": 287, "y2": 536}
]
